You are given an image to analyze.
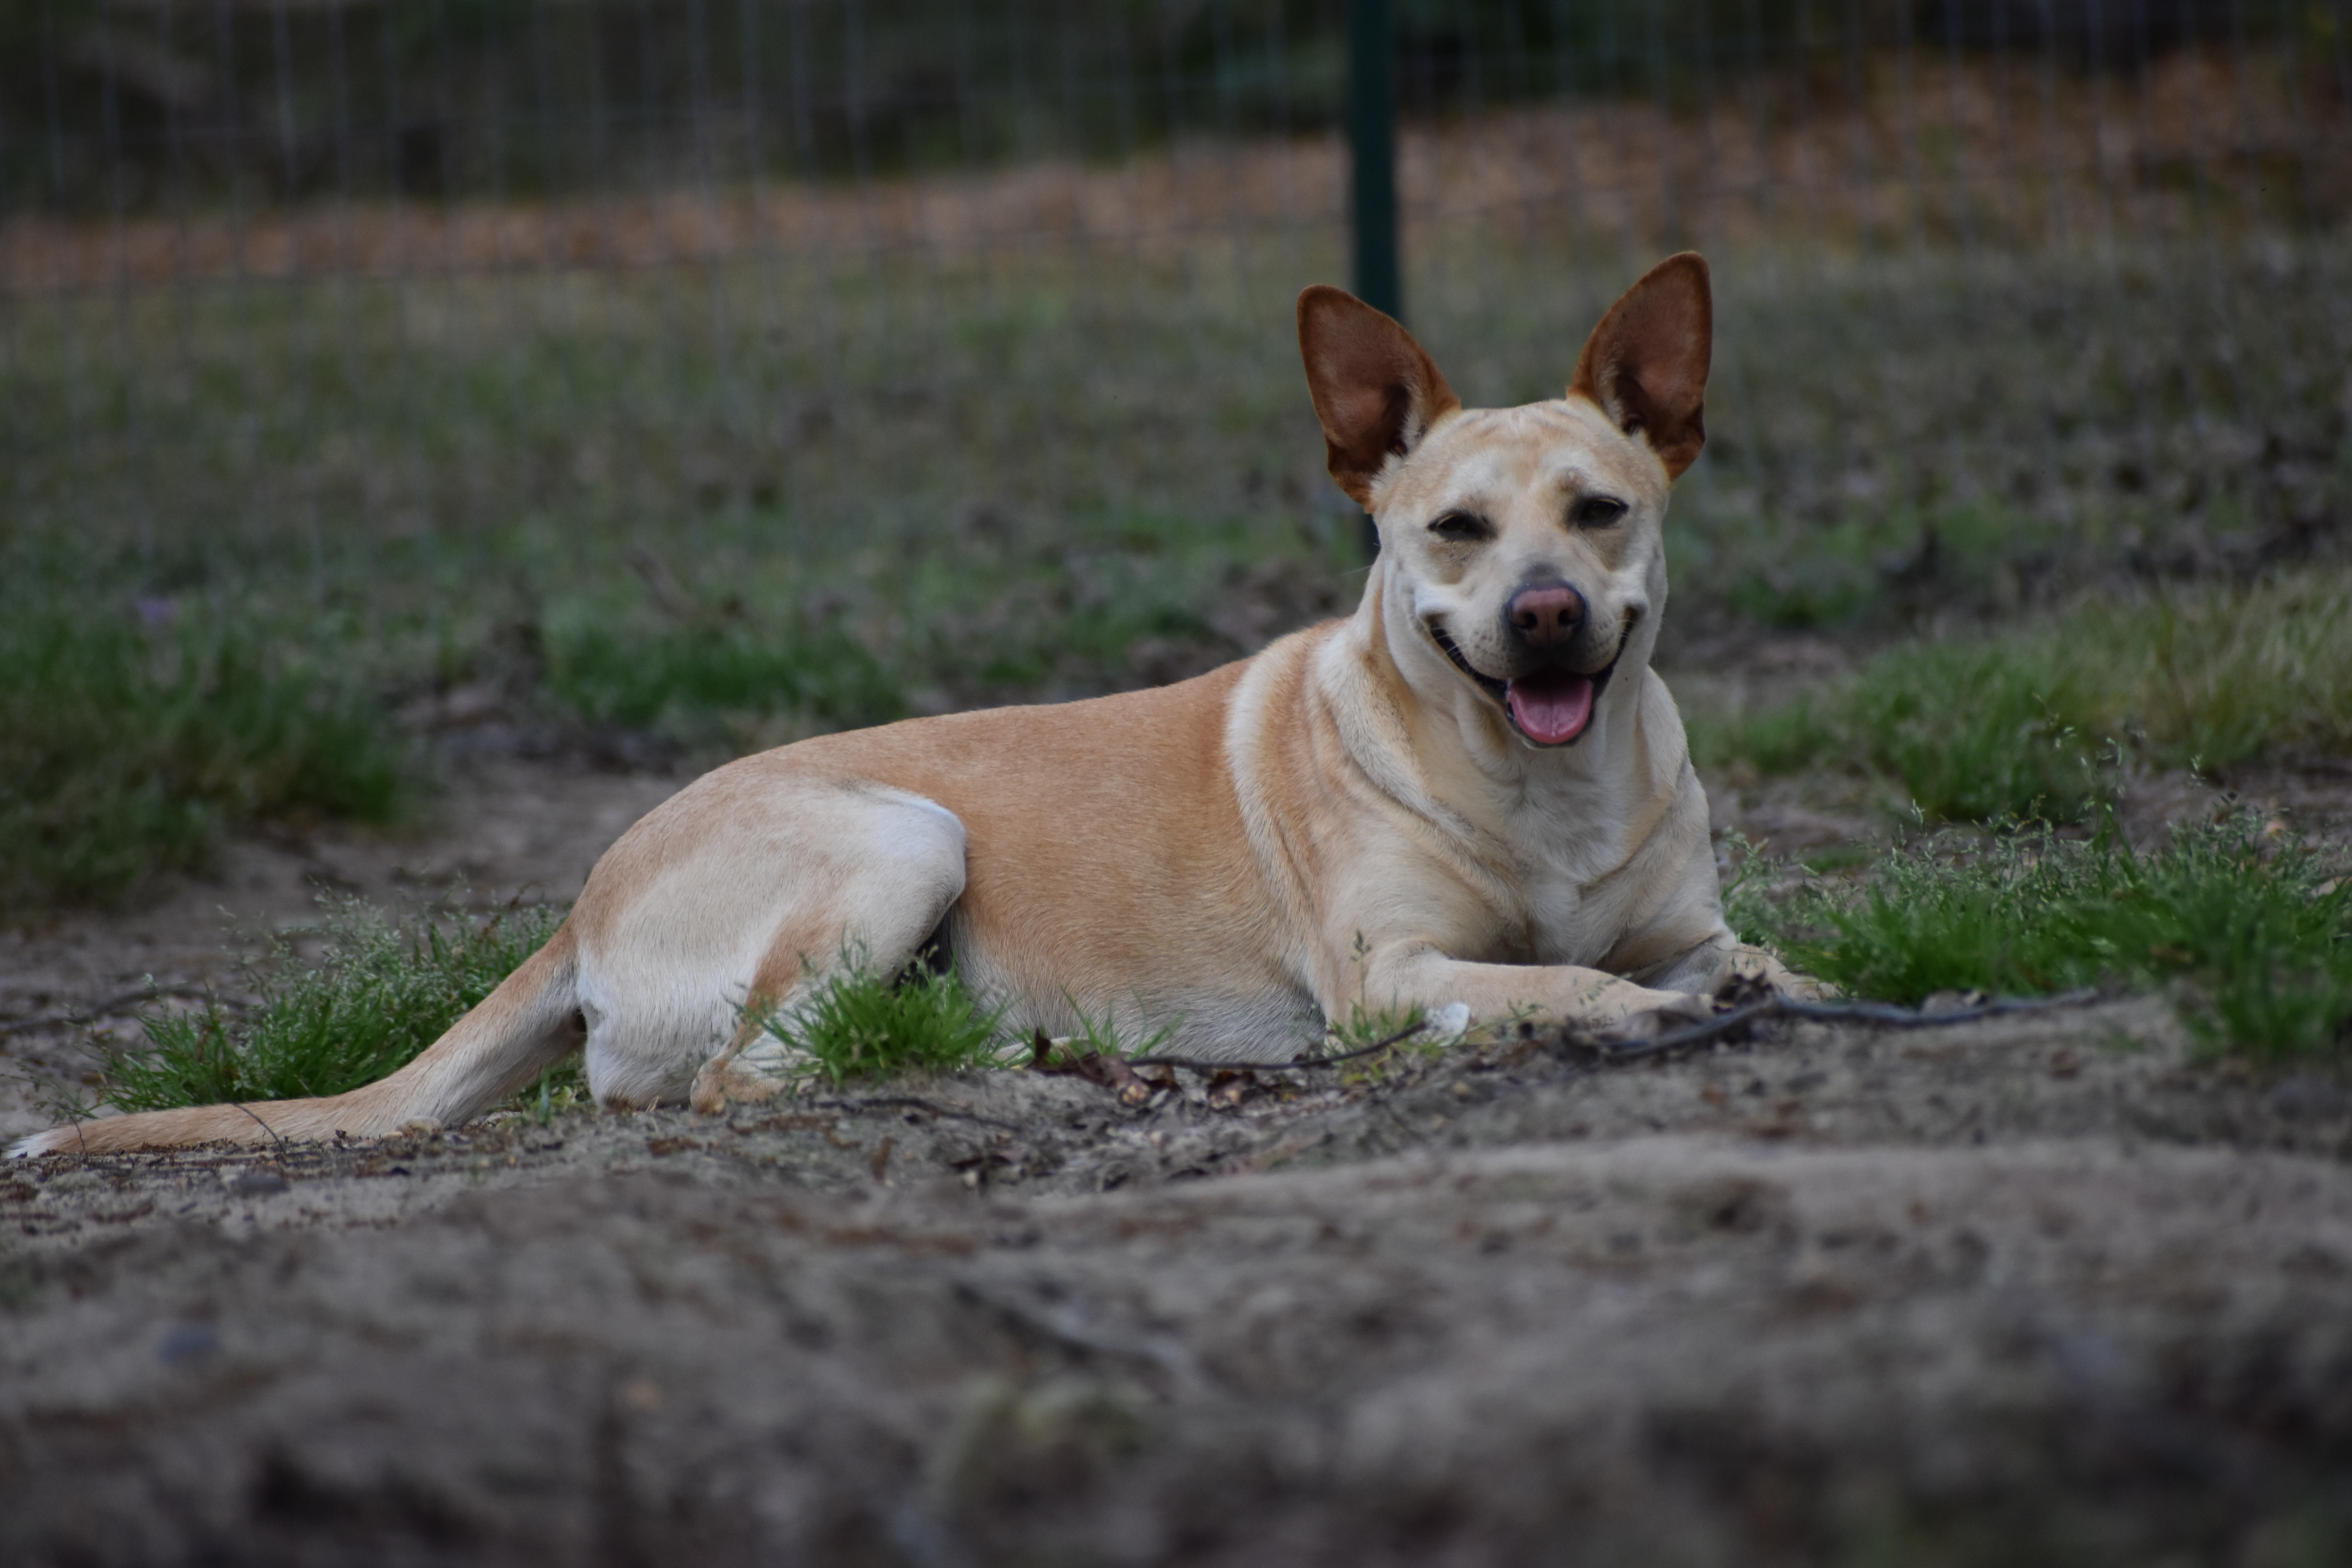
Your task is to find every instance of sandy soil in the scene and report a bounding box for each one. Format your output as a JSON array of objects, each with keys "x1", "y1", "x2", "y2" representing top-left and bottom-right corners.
[{"x1": 5, "y1": 752, "x2": 2352, "y2": 1565}]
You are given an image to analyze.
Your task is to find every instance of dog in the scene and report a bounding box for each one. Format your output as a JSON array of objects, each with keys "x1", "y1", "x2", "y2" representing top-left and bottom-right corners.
[{"x1": 13, "y1": 252, "x2": 1784, "y2": 1158}]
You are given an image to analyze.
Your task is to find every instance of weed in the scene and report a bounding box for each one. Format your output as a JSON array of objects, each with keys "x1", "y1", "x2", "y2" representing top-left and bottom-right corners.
[
  {"x1": 1690, "y1": 573, "x2": 2352, "y2": 824},
  {"x1": 757, "y1": 951, "x2": 1014, "y2": 1089},
  {"x1": 1689, "y1": 639, "x2": 2104, "y2": 823},
  {"x1": 1054, "y1": 993, "x2": 1180, "y2": 1062},
  {"x1": 1715, "y1": 831, "x2": 1787, "y2": 947},
  {"x1": 1327, "y1": 929, "x2": 1441, "y2": 1067},
  {"x1": 1327, "y1": 999, "x2": 1430, "y2": 1054},
  {"x1": 542, "y1": 611, "x2": 906, "y2": 749},
  {"x1": 1772, "y1": 815, "x2": 2352, "y2": 1060},
  {"x1": 515, "y1": 1060, "x2": 592, "y2": 1124},
  {"x1": 1839, "y1": 643, "x2": 2110, "y2": 823},
  {"x1": 1336, "y1": 931, "x2": 1421, "y2": 1053},
  {"x1": 93, "y1": 898, "x2": 566, "y2": 1112},
  {"x1": 1315, "y1": 998, "x2": 1450, "y2": 1085},
  {"x1": 0, "y1": 595, "x2": 420, "y2": 915}
]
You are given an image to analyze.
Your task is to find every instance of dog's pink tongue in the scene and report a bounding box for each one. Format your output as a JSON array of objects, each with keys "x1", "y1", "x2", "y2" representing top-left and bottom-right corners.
[{"x1": 1506, "y1": 670, "x2": 1595, "y2": 744}]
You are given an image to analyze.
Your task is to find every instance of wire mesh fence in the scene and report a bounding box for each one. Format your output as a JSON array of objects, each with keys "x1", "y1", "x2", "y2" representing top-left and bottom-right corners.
[{"x1": 4, "y1": 0, "x2": 2349, "y2": 652}]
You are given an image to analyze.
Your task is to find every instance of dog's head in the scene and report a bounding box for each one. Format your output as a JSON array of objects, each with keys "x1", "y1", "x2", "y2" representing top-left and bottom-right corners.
[{"x1": 1298, "y1": 254, "x2": 1710, "y2": 755}]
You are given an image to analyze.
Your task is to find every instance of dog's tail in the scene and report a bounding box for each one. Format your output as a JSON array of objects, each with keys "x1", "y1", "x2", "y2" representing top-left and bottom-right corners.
[{"x1": 7, "y1": 923, "x2": 584, "y2": 1158}]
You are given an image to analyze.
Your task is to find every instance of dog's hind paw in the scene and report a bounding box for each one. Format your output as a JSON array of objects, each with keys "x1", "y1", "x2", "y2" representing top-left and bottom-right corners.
[{"x1": 690, "y1": 1040, "x2": 799, "y2": 1115}]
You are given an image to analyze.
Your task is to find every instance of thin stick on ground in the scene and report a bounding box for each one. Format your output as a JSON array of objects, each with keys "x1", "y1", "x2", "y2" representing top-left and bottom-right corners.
[
  {"x1": 1583, "y1": 988, "x2": 2106, "y2": 1063},
  {"x1": 1124, "y1": 1019, "x2": 1434, "y2": 1073},
  {"x1": 225, "y1": 1101, "x2": 289, "y2": 1152}
]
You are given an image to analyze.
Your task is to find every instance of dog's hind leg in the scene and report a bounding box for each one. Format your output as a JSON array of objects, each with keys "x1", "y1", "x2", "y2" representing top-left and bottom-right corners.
[
  {"x1": 567, "y1": 775, "x2": 968, "y2": 1115},
  {"x1": 8, "y1": 924, "x2": 586, "y2": 1156}
]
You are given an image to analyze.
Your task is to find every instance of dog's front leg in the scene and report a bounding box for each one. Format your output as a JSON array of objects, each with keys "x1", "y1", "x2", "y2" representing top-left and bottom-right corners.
[{"x1": 1343, "y1": 942, "x2": 1711, "y2": 1039}]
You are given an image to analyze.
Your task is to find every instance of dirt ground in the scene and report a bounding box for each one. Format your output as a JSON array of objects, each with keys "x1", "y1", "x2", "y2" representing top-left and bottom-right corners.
[{"x1": 5, "y1": 748, "x2": 2352, "y2": 1566}]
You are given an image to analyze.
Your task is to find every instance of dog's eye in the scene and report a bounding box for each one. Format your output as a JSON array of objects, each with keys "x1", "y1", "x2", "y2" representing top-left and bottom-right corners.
[
  {"x1": 1573, "y1": 496, "x2": 1629, "y2": 528},
  {"x1": 1428, "y1": 511, "x2": 1492, "y2": 542}
]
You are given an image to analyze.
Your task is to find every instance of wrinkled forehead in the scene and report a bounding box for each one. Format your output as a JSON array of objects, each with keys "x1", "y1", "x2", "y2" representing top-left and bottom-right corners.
[{"x1": 1380, "y1": 397, "x2": 1663, "y2": 512}]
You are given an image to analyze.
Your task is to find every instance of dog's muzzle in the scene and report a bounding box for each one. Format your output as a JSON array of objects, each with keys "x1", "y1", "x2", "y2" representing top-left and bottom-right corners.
[{"x1": 1426, "y1": 620, "x2": 1630, "y2": 746}]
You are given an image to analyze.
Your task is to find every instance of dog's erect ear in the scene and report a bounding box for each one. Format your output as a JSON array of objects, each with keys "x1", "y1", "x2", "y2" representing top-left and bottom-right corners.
[
  {"x1": 1570, "y1": 252, "x2": 1712, "y2": 481},
  {"x1": 1297, "y1": 286, "x2": 1462, "y2": 509}
]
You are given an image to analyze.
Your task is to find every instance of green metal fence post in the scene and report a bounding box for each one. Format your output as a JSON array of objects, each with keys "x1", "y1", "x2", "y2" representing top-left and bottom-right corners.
[
  {"x1": 1347, "y1": 0, "x2": 1401, "y2": 320},
  {"x1": 1347, "y1": 0, "x2": 1398, "y2": 558}
]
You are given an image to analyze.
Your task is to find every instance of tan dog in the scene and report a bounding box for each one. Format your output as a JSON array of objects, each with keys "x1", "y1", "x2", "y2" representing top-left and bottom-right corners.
[{"x1": 14, "y1": 253, "x2": 1767, "y2": 1158}]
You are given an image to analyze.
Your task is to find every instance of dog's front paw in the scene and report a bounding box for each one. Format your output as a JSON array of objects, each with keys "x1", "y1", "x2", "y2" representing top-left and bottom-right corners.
[
  {"x1": 1725, "y1": 943, "x2": 1836, "y2": 1002},
  {"x1": 1604, "y1": 989, "x2": 1715, "y2": 1043}
]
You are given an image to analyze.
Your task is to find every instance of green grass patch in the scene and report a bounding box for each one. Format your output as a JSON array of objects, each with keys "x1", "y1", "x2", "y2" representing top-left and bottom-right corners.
[
  {"x1": 1716, "y1": 832, "x2": 1787, "y2": 948},
  {"x1": 1328, "y1": 927, "x2": 1435, "y2": 1055},
  {"x1": 757, "y1": 952, "x2": 1015, "y2": 1090},
  {"x1": 1051, "y1": 994, "x2": 1180, "y2": 1062},
  {"x1": 0, "y1": 597, "x2": 422, "y2": 915},
  {"x1": 0, "y1": 506, "x2": 1347, "y2": 918},
  {"x1": 90, "y1": 898, "x2": 566, "y2": 1114},
  {"x1": 543, "y1": 612, "x2": 907, "y2": 748},
  {"x1": 1771, "y1": 815, "x2": 2352, "y2": 1060},
  {"x1": 1328, "y1": 1000, "x2": 1432, "y2": 1053},
  {"x1": 0, "y1": 499, "x2": 1352, "y2": 918},
  {"x1": 1691, "y1": 573, "x2": 2352, "y2": 823}
]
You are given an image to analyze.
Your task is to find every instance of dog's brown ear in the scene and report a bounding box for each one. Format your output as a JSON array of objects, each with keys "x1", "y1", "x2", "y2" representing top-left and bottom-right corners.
[
  {"x1": 1297, "y1": 286, "x2": 1461, "y2": 508},
  {"x1": 1570, "y1": 252, "x2": 1712, "y2": 481}
]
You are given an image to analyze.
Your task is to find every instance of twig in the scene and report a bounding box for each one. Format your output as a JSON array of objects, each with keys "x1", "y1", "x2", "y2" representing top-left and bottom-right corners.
[
  {"x1": 1124, "y1": 1019, "x2": 1433, "y2": 1073},
  {"x1": 225, "y1": 1102, "x2": 289, "y2": 1152},
  {"x1": 1583, "y1": 987, "x2": 2106, "y2": 1063},
  {"x1": 1572, "y1": 997, "x2": 1780, "y2": 1060}
]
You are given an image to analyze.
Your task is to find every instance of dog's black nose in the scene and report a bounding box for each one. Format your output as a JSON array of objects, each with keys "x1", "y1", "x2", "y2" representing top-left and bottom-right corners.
[{"x1": 1506, "y1": 583, "x2": 1586, "y2": 647}]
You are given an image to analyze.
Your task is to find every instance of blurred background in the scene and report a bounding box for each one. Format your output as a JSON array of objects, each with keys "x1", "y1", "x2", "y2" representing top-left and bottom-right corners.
[{"x1": 4, "y1": 0, "x2": 2350, "y2": 909}]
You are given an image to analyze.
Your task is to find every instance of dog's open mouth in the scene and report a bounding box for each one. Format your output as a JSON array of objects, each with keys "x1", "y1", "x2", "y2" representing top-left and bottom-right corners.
[{"x1": 1426, "y1": 621, "x2": 1624, "y2": 746}]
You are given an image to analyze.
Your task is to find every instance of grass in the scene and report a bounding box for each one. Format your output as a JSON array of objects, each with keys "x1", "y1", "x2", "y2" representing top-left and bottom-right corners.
[
  {"x1": 1690, "y1": 573, "x2": 2352, "y2": 824},
  {"x1": 9, "y1": 230, "x2": 2345, "y2": 646},
  {"x1": 88, "y1": 897, "x2": 566, "y2": 1115},
  {"x1": 0, "y1": 500, "x2": 1350, "y2": 917},
  {"x1": 0, "y1": 588, "x2": 420, "y2": 915},
  {"x1": 755, "y1": 951, "x2": 1015, "y2": 1090},
  {"x1": 1322, "y1": 927, "x2": 1453, "y2": 1078},
  {"x1": 1716, "y1": 832, "x2": 1787, "y2": 949},
  {"x1": 1328, "y1": 1000, "x2": 1432, "y2": 1053},
  {"x1": 1765, "y1": 814, "x2": 2352, "y2": 1061},
  {"x1": 0, "y1": 215, "x2": 2343, "y2": 915},
  {"x1": 70, "y1": 907, "x2": 1020, "y2": 1119},
  {"x1": 1052, "y1": 994, "x2": 1181, "y2": 1063},
  {"x1": 542, "y1": 610, "x2": 909, "y2": 746}
]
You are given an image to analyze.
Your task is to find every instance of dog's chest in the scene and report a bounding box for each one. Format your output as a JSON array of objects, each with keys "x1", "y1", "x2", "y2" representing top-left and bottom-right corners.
[{"x1": 1490, "y1": 794, "x2": 1656, "y2": 966}]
